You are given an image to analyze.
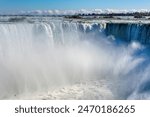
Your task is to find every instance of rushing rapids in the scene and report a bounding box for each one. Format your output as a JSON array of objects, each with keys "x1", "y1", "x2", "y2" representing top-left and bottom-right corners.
[{"x1": 0, "y1": 17, "x2": 150, "y2": 100}]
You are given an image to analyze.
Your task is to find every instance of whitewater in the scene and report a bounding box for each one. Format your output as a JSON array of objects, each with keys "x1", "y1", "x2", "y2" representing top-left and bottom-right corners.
[{"x1": 0, "y1": 16, "x2": 150, "y2": 100}]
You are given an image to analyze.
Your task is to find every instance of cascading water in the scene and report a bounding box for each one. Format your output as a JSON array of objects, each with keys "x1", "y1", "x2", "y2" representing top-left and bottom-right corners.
[
  {"x1": 0, "y1": 17, "x2": 150, "y2": 100},
  {"x1": 105, "y1": 23, "x2": 150, "y2": 44}
]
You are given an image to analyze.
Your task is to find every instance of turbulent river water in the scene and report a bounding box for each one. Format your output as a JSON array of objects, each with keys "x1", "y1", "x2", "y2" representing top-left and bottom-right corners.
[{"x1": 0, "y1": 17, "x2": 150, "y2": 100}]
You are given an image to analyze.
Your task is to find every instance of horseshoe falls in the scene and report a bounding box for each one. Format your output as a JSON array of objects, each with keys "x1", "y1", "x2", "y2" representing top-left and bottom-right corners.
[{"x1": 0, "y1": 17, "x2": 150, "y2": 100}]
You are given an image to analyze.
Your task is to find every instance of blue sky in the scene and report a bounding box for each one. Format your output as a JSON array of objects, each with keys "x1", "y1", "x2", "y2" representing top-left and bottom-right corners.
[{"x1": 0, "y1": 0, "x2": 149, "y2": 11}]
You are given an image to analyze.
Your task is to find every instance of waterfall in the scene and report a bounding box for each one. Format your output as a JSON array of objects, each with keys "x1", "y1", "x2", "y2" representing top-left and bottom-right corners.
[
  {"x1": 105, "y1": 23, "x2": 150, "y2": 44},
  {"x1": 0, "y1": 18, "x2": 150, "y2": 100}
]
